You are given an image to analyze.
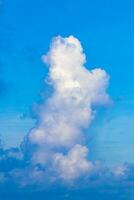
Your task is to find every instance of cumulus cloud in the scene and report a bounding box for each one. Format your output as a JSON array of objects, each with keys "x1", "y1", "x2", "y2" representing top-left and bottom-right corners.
[
  {"x1": 1, "y1": 35, "x2": 134, "y2": 200},
  {"x1": 1, "y1": 36, "x2": 134, "y2": 200},
  {"x1": 21, "y1": 35, "x2": 110, "y2": 182},
  {"x1": 53, "y1": 144, "x2": 93, "y2": 181}
]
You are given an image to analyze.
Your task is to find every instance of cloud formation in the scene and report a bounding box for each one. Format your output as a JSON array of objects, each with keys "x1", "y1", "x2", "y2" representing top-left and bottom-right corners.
[
  {"x1": 22, "y1": 35, "x2": 110, "y2": 182},
  {"x1": 0, "y1": 36, "x2": 134, "y2": 199}
]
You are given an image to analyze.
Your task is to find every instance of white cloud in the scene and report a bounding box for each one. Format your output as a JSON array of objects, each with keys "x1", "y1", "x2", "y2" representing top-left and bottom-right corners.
[
  {"x1": 23, "y1": 35, "x2": 110, "y2": 181},
  {"x1": 53, "y1": 144, "x2": 93, "y2": 181},
  {"x1": 113, "y1": 165, "x2": 128, "y2": 177}
]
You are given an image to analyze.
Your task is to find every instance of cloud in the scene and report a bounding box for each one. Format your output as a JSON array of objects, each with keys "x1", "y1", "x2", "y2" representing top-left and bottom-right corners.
[
  {"x1": 2, "y1": 35, "x2": 134, "y2": 200},
  {"x1": 26, "y1": 36, "x2": 110, "y2": 148},
  {"x1": 53, "y1": 144, "x2": 93, "y2": 181},
  {"x1": 20, "y1": 35, "x2": 110, "y2": 183},
  {"x1": 0, "y1": 157, "x2": 134, "y2": 200},
  {"x1": 2, "y1": 35, "x2": 133, "y2": 199}
]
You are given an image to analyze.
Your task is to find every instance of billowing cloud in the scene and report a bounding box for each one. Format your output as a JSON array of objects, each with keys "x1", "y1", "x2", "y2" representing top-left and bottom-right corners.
[
  {"x1": 53, "y1": 144, "x2": 93, "y2": 181},
  {"x1": 0, "y1": 36, "x2": 134, "y2": 199},
  {"x1": 21, "y1": 35, "x2": 110, "y2": 182}
]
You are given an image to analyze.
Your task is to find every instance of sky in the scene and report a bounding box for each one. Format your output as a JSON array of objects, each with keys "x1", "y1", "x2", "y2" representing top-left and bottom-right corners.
[{"x1": 0, "y1": 0, "x2": 134, "y2": 199}]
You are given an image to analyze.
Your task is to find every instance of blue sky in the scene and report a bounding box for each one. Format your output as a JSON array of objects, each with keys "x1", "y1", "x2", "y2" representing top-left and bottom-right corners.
[{"x1": 0, "y1": 0, "x2": 134, "y2": 199}]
